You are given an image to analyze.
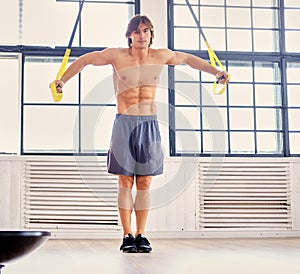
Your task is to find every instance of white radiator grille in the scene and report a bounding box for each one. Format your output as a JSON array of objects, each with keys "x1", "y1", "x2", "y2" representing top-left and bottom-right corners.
[
  {"x1": 198, "y1": 160, "x2": 292, "y2": 230},
  {"x1": 24, "y1": 158, "x2": 119, "y2": 232}
]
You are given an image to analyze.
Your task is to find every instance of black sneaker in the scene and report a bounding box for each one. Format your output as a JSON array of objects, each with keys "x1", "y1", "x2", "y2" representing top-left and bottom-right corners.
[
  {"x1": 120, "y1": 234, "x2": 137, "y2": 253},
  {"x1": 135, "y1": 234, "x2": 152, "y2": 253}
]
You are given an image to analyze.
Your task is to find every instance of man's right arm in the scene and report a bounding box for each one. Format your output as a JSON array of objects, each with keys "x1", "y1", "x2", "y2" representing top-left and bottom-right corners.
[{"x1": 53, "y1": 48, "x2": 116, "y2": 92}]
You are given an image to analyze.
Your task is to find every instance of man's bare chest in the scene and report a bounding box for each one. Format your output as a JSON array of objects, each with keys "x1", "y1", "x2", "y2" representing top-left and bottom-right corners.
[{"x1": 114, "y1": 64, "x2": 163, "y2": 87}]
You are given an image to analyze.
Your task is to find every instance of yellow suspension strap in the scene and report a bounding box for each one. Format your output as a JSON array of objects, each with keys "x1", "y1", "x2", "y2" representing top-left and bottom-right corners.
[
  {"x1": 49, "y1": 48, "x2": 71, "y2": 102},
  {"x1": 49, "y1": 0, "x2": 85, "y2": 102},
  {"x1": 185, "y1": 0, "x2": 230, "y2": 95}
]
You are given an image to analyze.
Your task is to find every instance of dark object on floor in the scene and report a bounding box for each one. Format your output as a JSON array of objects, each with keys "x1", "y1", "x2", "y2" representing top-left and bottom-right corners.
[{"x1": 0, "y1": 231, "x2": 51, "y2": 273}]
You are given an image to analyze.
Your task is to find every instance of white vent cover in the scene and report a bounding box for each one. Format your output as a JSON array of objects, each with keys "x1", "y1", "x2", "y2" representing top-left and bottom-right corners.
[
  {"x1": 24, "y1": 158, "x2": 119, "y2": 232},
  {"x1": 198, "y1": 160, "x2": 292, "y2": 230}
]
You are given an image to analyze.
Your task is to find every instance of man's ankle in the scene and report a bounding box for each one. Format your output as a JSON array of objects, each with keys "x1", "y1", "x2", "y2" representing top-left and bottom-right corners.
[
  {"x1": 123, "y1": 232, "x2": 134, "y2": 238},
  {"x1": 135, "y1": 232, "x2": 144, "y2": 238}
]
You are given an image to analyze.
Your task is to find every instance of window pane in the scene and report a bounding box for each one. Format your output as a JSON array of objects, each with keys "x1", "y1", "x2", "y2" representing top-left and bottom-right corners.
[
  {"x1": 227, "y1": 8, "x2": 251, "y2": 28},
  {"x1": 227, "y1": 0, "x2": 251, "y2": 6},
  {"x1": 203, "y1": 29, "x2": 226, "y2": 51},
  {"x1": 23, "y1": 1, "x2": 79, "y2": 46},
  {"x1": 288, "y1": 109, "x2": 300, "y2": 131},
  {"x1": 228, "y1": 29, "x2": 252, "y2": 51},
  {"x1": 257, "y1": 132, "x2": 282, "y2": 153},
  {"x1": 228, "y1": 62, "x2": 253, "y2": 82},
  {"x1": 287, "y1": 85, "x2": 300, "y2": 107},
  {"x1": 285, "y1": 0, "x2": 300, "y2": 7},
  {"x1": 289, "y1": 133, "x2": 300, "y2": 154},
  {"x1": 255, "y1": 85, "x2": 281, "y2": 106},
  {"x1": 229, "y1": 84, "x2": 253, "y2": 106},
  {"x1": 286, "y1": 31, "x2": 300, "y2": 52},
  {"x1": 203, "y1": 131, "x2": 228, "y2": 153},
  {"x1": 230, "y1": 132, "x2": 255, "y2": 153},
  {"x1": 253, "y1": 9, "x2": 278, "y2": 28},
  {"x1": 24, "y1": 57, "x2": 79, "y2": 104},
  {"x1": 202, "y1": 84, "x2": 228, "y2": 106},
  {"x1": 81, "y1": 4, "x2": 132, "y2": 47},
  {"x1": 230, "y1": 108, "x2": 254, "y2": 130},
  {"x1": 252, "y1": 0, "x2": 278, "y2": 7},
  {"x1": 23, "y1": 106, "x2": 79, "y2": 153},
  {"x1": 175, "y1": 83, "x2": 200, "y2": 105},
  {"x1": 0, "y1": 56, "x2": 19, "y2": 153},
  {"x1": 285, "y1": 10, "x2": 300, "y2": 28},
  {"x1": 254, "y1": 62, "x2": 280, "y2": 83},
  {"x1": 175, "y1": 107, "x2": 200, "y2": 129},
  {"x1": 176, "y1": 131, "x2": 201, "y2": 154},
  {"x1": 202, "y1": 107, "x2": 227, "y2": 131},
  {"x1": 253, "y1": 30, "x2": 279, "y2": 52},
  {"x1": 287, "y1": 62, "x2": 300, "y2": 83},
  {"x1": 174, "y1": 28, "x2": 200, "y2": 50},
  {"x1": 256, "y1": 108, "x2": 281, "y2": 130},
  {"x1": 81, "y1": 65, "x2": 116, "y2": 104},
  {"x1": 200, "y1": 7, "x2": 225, "y2": 27},
  {"x1": 174, "y1": 5, "x2": 197, "y2": 26}
]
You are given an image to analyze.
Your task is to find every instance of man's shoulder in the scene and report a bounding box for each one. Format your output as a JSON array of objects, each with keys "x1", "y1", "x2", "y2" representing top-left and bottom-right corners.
[
  {"x1": 95, "y1": 48, "x2": 129, "y2": 62},
  {"x1": 151, "y1": 48, "x2": 171, "y2": 53},
  {"x1": 150, "y1": 48, "x2": 174, "y2": 62}
]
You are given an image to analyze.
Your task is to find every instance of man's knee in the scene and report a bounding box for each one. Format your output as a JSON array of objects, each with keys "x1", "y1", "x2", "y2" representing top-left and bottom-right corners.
[
  {"x1": 118, "y1": 175, "x2": 134, "y2": 189},
  {"x1": 136, "y1": 175, "x2": 152, "y2": 190}
]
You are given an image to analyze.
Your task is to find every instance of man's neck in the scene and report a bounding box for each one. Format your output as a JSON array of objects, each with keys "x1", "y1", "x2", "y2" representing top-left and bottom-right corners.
[{"x1": 129, "y1": 47, "x2": 150, "y2": 60}]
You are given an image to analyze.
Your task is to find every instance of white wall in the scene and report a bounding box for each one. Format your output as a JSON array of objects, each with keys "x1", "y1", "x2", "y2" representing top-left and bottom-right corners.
[
  {"x1": 0, "y1": 158, "x2": 22, "y2": 229},
  {"x1": 291, "y1": 160, "x2": 300, "y2": 230},
  {"x1": 1, "y1": 156, "x2": 300, "y2": 238}
]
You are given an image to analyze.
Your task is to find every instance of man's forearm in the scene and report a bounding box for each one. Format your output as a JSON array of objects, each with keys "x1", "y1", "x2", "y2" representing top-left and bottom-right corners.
[
  {"x1": 186, "y1": 54, "x2": 220, "y2": 76},
  {"x1": 60, "y1": 58, "x2": 86, "y2": 84}
]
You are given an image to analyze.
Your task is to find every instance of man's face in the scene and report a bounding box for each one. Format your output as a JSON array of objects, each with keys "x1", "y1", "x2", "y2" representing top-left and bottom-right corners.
[{"x1": 129, "y1": 23, "x2": 152, "y2": 49}]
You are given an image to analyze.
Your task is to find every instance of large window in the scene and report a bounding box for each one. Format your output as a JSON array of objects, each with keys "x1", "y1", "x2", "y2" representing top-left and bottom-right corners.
[
  {"x1": 168, "y1": 0, "x2": 300, "y2": 156},
  {"x1": 0, "y1": 0, "x2": 138, "y2": 155},
  {"x1": 19, "y1": 0, "x2": 139, "y2": 154}
]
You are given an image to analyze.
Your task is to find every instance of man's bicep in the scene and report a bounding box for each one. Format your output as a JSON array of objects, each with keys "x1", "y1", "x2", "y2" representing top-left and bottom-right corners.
[
  {"x1": 88, "y1": 49, "x2": 115, "y2": 66},
  {"x1": 165, "y1": 50, "x2": 188, "y2": 65}
]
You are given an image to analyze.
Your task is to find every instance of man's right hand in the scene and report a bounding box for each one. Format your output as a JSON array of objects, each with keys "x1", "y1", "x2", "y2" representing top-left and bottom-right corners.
[{"x1": 55, "y1": 80, "x2": 64, "y2": 93}]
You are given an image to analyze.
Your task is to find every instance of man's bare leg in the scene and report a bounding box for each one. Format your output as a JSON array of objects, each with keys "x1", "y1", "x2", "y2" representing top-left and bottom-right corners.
[
  {"x1": 134, "y1": 175, "x2": 152, "y2": 236},
  {"x1": 134, "y1": 175, "x2": 152, "y2": 253},
  {"x1": 118, "y1": 175, "x2": 134, "y2": 237}
]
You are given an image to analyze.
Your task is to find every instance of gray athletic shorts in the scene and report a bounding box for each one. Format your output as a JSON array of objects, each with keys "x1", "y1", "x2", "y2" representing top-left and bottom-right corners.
[{"x1": 107, "y1": 114, "x2": 164, "y2": 176}]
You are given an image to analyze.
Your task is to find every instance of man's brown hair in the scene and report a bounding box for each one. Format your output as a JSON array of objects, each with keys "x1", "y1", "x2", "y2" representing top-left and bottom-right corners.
[{"x1": 125, "y1": 14, "x2": 154, "y2": 47}]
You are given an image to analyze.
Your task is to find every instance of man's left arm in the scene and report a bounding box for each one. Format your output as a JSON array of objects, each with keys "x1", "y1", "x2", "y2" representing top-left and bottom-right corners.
[{"x1": 165, "y1": 50, "x2": 229, "y2": 84}]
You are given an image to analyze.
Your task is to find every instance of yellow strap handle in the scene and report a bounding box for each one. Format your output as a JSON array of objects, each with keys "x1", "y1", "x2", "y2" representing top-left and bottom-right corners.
[
  {"x1": 205, "y1": 41, "x2": 230, "y2": 95},
  {"x1": 49, "y1": 48, "x2": 71, "y2": 102}
]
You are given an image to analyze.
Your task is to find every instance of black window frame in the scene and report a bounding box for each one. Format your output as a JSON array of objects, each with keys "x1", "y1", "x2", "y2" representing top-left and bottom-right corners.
[{"x1": 167, "y1": 0, "x2": 300, "y2": 157}]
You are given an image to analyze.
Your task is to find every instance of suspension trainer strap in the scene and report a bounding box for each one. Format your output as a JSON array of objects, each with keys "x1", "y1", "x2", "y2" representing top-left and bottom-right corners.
[
  {"x1": 185, "y1": 0, "x2": 230, "y2": 95},
  {"x1": 50, "y1": 0, "x2": 85, "y2": 102}
]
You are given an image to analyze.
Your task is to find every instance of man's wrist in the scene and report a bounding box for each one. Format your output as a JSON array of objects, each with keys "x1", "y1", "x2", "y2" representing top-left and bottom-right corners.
[{"x1": 215, "y1": 71, "x2": 223, "y2": 78}]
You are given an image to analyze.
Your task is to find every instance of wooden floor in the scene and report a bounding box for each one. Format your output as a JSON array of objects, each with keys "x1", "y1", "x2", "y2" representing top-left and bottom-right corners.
[{"x1": 3, "y1": 237, "x2": 300, "y2": 274}]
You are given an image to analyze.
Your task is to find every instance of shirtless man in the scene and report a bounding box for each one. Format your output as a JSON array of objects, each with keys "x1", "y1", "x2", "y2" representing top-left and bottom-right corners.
[{"x1": 52, "y1": 14, "x2": 229, "y2": 253}]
